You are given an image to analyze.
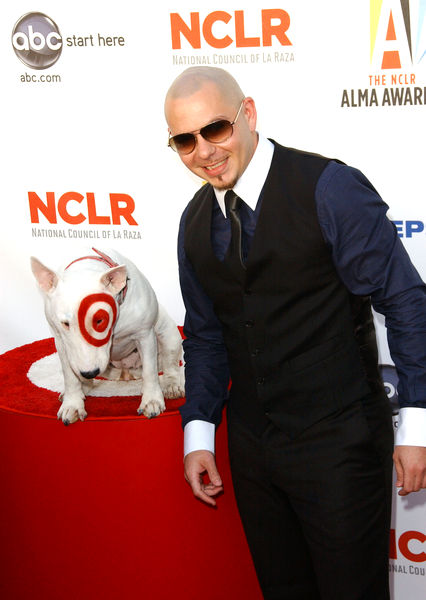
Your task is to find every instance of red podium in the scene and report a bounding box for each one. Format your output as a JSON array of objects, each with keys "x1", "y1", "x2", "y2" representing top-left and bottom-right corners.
[{"x1": 0, "y1": 340, "x2": 262, "y2": 600}]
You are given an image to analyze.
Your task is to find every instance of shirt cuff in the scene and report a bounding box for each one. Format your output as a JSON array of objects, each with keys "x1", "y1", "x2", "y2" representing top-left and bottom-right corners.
[
  {"x1": 184, "y1": 420, "x2": 216, "y2": 457},
  {"x1": 395, "y1": 407, "x2": 426, "y2": 446}
]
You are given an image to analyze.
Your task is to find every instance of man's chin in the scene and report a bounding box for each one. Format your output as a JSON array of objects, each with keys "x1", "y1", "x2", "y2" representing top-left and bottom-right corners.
[{"x1": 205, "y1": 174, "x2": 238, "y2": 190}]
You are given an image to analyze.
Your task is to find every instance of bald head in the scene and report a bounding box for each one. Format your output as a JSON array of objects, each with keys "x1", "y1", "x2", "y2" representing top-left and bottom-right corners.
[{"x1": 165, "y1": 67, "x2": 245, "y2": 114}]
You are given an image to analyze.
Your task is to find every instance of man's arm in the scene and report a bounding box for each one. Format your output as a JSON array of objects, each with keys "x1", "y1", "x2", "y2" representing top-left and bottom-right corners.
[
  {"x1": 316, "y1": 162, "x2": 426, "y2": 494},
  {"x1": 178, "y1": 208, "x2": 230, "y2": 505}
]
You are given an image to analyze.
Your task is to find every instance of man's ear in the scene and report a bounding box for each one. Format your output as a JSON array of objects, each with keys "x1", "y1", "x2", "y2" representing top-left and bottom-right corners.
[
  {"x1": 242, "y1": 96, "x2": 257, "y2": 133},
  {"x1": 100, "y1": 265, "x2": 127, "y2": 295},
  {"x1": 30, "y1": 257, "x2": 58, "y2": 293}
]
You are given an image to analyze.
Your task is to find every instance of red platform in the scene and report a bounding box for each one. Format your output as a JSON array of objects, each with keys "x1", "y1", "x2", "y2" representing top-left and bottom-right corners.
[{"x1": 0, "y1": 340, "x2": 262, "y2": 600}]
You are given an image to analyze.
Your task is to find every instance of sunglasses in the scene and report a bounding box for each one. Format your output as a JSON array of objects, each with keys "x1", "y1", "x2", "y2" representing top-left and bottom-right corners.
[{"x1": 168, "y1": 100, "x2": 245, "y2": 155}]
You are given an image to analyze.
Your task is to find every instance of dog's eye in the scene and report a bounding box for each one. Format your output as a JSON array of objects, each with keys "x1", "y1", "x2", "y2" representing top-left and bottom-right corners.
[{"x1": 62, "y1": 321, "x2": 70, "y2": 330}]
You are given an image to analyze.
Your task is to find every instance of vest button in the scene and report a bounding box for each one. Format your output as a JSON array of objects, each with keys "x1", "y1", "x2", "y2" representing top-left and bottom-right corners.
[
  {"x1": 245, "y1": 320, "x2": 254, "y2": 328},
  {"x1": 257, "y1": 377, "x2": 265, "y2": 385}
]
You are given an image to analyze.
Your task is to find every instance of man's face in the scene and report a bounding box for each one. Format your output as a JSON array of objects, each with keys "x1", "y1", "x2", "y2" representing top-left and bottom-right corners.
[{"x1": 166, "y1": 83, "x2": 257, "y2": 190}]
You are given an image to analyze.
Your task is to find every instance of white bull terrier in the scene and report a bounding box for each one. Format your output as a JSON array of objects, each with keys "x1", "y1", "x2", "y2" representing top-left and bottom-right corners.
[{"x1": 30, "y1": 247, "x2": 185, "y2": 425}]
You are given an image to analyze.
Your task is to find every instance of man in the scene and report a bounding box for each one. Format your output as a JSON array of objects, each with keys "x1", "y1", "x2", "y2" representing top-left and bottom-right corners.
[{"x1": 164, "y1": 66, "x2": 426, "y2": 599}]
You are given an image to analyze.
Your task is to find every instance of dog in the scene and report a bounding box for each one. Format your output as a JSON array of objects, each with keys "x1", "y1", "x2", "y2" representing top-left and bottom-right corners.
[{"x1": 30, "y1": 247, "x2": 184, "y2": 425}]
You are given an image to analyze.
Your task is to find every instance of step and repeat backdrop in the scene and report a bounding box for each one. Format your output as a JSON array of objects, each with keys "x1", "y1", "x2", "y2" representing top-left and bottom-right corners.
[{"x1": 1, "y1": 1, "x2": 425, "y2": 597}]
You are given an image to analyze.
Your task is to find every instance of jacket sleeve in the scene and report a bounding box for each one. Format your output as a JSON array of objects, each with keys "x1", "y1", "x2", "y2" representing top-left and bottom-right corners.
[
  {"x1": 316, "y1": 162, "x2": 426, "y2": 445},
  {"x1": 177, "y1": 207, "x2": 230, "y2": 429}
]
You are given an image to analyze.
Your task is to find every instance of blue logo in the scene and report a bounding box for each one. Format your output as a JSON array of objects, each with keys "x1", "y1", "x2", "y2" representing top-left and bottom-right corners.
[{"x1": 392, "y1": 220, "x2": 425, "y2": 238}]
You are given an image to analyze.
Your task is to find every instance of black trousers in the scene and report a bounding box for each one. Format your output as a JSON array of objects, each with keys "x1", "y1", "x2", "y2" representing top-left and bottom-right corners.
[{"x1": 227, "y1": 392, "x2": 394, "y2": 600}]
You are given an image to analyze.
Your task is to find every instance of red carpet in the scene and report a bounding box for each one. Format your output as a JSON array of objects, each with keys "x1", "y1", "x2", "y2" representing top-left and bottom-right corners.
[
  {"x1": 0, "y1": 337, "x2": 184, "y2": 420},
  {"x1": 0, "y1": 340, "x2": 262, "y2": 600}
]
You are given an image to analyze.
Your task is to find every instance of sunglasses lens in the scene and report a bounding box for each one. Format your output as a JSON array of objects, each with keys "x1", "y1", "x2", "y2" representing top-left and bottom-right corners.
[
  {"x1": 170, "y1": 133, "x2": 196, "y2": 154},
  {"x1": 202, "y1": 120, "x2": 233, "y2": 143},
  {"x1": 169, "y1": 119, "x2": 233, "y2": 154}
]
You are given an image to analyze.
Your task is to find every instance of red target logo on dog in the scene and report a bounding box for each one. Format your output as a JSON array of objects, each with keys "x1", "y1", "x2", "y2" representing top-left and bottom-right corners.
[{"x1": 78, "y1": 293, "x2": 117, "y2": 347}]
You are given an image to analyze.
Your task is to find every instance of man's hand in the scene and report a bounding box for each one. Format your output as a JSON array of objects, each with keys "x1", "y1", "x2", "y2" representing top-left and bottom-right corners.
[
  {"x1": 393, "y1": 445, "x2": 426, "y2": 496},
  {"x1": 184, "y1": 450, "x2": 223, "y2": 506}
]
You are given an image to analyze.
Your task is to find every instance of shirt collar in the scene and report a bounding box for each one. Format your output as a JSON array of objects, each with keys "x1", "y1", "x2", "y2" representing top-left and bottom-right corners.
[{"x1": 214, "y1": 134, "x2": 274, "y2": 217}]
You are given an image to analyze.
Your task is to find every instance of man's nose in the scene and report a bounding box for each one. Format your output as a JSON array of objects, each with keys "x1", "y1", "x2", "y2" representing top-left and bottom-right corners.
[{"x1": 194, "y1": 133, "x2": 216, "y2": 158}]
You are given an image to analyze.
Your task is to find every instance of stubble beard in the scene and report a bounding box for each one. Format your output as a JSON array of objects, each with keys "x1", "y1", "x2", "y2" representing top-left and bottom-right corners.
[{"x1": 211, "y1": 173, "x2": 238, "y2": 191}]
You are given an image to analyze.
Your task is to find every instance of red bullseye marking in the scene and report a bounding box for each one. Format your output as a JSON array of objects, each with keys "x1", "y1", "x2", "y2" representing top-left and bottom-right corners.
[
  {"x1": 92, "y1": 309, "x2": 109, "y2": 333},
  {"x1": 78, "y1": 293, "x2": 117, "y2": 347}
]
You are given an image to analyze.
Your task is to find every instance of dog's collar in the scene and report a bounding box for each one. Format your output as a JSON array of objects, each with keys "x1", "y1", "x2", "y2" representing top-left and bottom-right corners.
[{"x1": 65, "y1": 247, "x2": 128, "y2": 304}]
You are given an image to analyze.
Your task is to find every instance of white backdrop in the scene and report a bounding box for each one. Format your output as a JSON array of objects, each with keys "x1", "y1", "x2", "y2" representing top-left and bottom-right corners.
[{"x1": 1, "y1": 2, "x2": 425, "y2": 596}]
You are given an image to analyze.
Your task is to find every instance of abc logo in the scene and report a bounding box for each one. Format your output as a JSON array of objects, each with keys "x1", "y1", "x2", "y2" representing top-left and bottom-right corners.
[
  {"x1": 12, "y1": 12, "x2": 62, "y2": 70},
  {"x1": 380, "y1": 364, "x2": 399, "y2": 415}
]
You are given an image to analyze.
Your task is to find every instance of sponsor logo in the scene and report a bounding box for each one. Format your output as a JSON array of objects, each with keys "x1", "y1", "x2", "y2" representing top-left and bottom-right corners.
[
  {"x1": 78, "y1": 294, "x2": 117, "y2": 347},
  {"x1": 28, "y1": 191, "x2": 138, "y2": 226},
  {"x1": 370, "y1": 0, "x2": 424, "y2": 70},
  {"x1": 392, "y1": 220, "x2": 425, "y2": 238},
  {"x1": 341, "y1": 0, "x2": 425, "y2": 108},
  {"x1": 12, "y1": 12, "x2": 62, "y2": 70},
  {"x1": 380, "y1": 364, "x2": 399, "y2": 415},
  {"x1": 170, "y1": 9, "x2": 291, "y2": 49},
  {"x1": 12, "y1": 12, "x2": 127, "y2": 84},
  {"x1": 28, "y1": 191, "x2": 142, "y2": 241},
  {"x1": 389, "y1": 529, "x2": 426, "y2": 570},
  {"x1": 170, "y1": 9, "x2": 295, "y2": 67}
]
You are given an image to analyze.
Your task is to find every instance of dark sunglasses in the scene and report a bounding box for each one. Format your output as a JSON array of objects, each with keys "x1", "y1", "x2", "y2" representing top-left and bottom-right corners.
[{"x1": 168, "y1": 99, "x2": 245, "y2": 155}]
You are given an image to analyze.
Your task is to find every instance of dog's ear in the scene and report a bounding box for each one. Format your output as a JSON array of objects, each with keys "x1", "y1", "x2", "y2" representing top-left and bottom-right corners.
[
  {"x1": 100, "y1": 265, "x2": 127, "y2": 295},
  {"x1": 30, "y1": 257, "x2": 58, "y2": 293}
]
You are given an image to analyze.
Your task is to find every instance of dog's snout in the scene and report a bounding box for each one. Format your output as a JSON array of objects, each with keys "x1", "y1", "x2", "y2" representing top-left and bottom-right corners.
[{"x1": 80, "y1": 368, "x2": 100, "y2": 380}]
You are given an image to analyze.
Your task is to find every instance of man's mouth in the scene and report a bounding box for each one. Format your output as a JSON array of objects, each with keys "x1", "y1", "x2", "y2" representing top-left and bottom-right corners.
[{"x1": 204, "y1": 158, "x2": 227, "y2": 172}]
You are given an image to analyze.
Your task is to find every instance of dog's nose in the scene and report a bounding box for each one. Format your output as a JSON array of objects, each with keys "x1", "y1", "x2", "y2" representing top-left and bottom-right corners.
[{"x1": 80, "y1": 368, "x2": 100, "y2": 379}]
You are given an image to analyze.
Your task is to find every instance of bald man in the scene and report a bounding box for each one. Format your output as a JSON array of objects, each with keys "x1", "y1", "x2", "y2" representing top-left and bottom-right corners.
[{"x1": 165, "y1": 66, "x2": 426, "y2": 600}]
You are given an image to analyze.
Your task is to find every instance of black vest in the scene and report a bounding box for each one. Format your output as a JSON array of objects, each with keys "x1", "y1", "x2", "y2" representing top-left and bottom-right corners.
[{"x1": 184, "y1": 142, "x2": 385, "y2": 438}]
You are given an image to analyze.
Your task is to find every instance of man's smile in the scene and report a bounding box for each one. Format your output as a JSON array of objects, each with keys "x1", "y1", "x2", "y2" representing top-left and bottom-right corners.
[{"x1": 203, "y1": 157, "x2": 228, "y2": 174}]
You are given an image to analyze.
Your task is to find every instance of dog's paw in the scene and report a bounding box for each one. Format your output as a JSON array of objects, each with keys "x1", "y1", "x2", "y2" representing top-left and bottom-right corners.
[
  {"x1": 160, "y1": 372, "x2": 185, "y2": 399},
  {"x1": 57, "y1": 398, "x2": 87, "y2": 426},
  {"x1": 161, "y1": 380, "x2": 185, "y2": 399},
  {"x1": 137, "y1": 395, "x2": 165, "y2": 419}
]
